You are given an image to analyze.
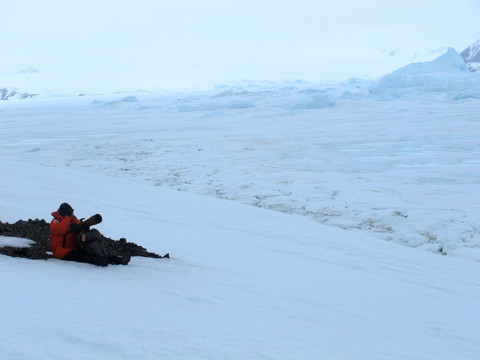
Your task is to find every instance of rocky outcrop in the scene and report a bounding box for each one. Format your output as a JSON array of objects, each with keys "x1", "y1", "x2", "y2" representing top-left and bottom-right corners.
[
  {"x1": 0, "y1": 87, "x2": 38, "y2": 100},
  {"x1": 0, "y1": 219, "x2": 166, "y2": 260}
]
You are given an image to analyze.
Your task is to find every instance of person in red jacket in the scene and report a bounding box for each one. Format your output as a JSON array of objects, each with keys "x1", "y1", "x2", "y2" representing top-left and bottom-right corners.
[{"x1": 50, "y1": 203, "x2": 129, "y2": 266}]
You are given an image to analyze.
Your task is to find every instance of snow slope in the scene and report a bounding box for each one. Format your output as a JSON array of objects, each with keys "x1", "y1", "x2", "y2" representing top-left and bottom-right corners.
[{"x1": 1, "y1": 160, "x2": 479, "y2": 360}]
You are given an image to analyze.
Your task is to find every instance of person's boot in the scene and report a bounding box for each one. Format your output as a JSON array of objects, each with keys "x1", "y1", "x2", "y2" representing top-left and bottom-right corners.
[
  {"x1": 94, "y1": 255, "x2": 108, "y2": 267},
  {"x1": 109, "y1": 254, "x2": 131, "y2": 265}
]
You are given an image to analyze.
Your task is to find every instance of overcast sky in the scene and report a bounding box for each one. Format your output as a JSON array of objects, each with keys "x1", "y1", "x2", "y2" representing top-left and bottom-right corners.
[{"x1": 1, "y1": 0, "x2": 479, "y2": 90}]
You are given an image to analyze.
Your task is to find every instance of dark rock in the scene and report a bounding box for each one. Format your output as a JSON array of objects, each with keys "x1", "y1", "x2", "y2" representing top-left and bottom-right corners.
[{"x1": 0, "y1": 87, "x2": 38, "y2": 101}]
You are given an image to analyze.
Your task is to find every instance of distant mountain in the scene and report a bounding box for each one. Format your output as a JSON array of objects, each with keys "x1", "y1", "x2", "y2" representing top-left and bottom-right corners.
[
  {"x1": 15, "y1": 67, "x2": 41, "y2": 74},
  {"x1": 461, "y1": 39, "x2": 480, "y2": 72}
]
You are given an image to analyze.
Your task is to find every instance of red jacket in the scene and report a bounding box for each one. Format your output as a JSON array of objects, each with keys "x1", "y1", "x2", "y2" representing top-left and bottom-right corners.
[{"x1": 50, "y1": 211, "x2": 80, "y2": 259}]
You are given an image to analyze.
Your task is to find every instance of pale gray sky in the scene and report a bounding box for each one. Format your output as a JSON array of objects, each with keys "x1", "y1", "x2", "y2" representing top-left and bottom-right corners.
[{"x1": 1, "y1": 0, "x2": 479, "y2": 89}]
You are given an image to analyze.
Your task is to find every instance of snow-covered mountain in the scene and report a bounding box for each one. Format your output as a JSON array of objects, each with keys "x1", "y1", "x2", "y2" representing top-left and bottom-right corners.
[
  {"x1": 0, "y1": 68, "x2": 40, "y2": 100},
  {"x1": 461, "y1": 39, "x2": 480, "y2": 72}
]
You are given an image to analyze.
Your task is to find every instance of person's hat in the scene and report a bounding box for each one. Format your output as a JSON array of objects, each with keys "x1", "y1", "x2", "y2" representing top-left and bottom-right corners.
[{"x1": 59, "y1": 203, "x2": 73, "y2": 217}]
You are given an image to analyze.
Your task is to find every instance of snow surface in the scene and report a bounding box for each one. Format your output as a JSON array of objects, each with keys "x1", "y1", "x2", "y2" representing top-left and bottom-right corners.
[
  {"x1": 1, "y1": 49, "x2": 479, "y2": 359},
  {"x1": 0, "y1": 236, "x2": 34, "y2": 248}
]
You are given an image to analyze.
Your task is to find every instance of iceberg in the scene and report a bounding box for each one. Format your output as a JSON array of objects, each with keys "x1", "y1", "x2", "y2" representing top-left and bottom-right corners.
[{"x1": 370, "y1": 48, "x2": 480, "y2": 98}]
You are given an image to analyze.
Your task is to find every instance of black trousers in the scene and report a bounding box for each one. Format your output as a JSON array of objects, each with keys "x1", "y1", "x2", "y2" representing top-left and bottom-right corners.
[
  {"x1": 63, "y1": 248, "x2": 127, "y2": 266},
  {"x1": 63, "y1": 249, "x2": 98, "y2": 265}
]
